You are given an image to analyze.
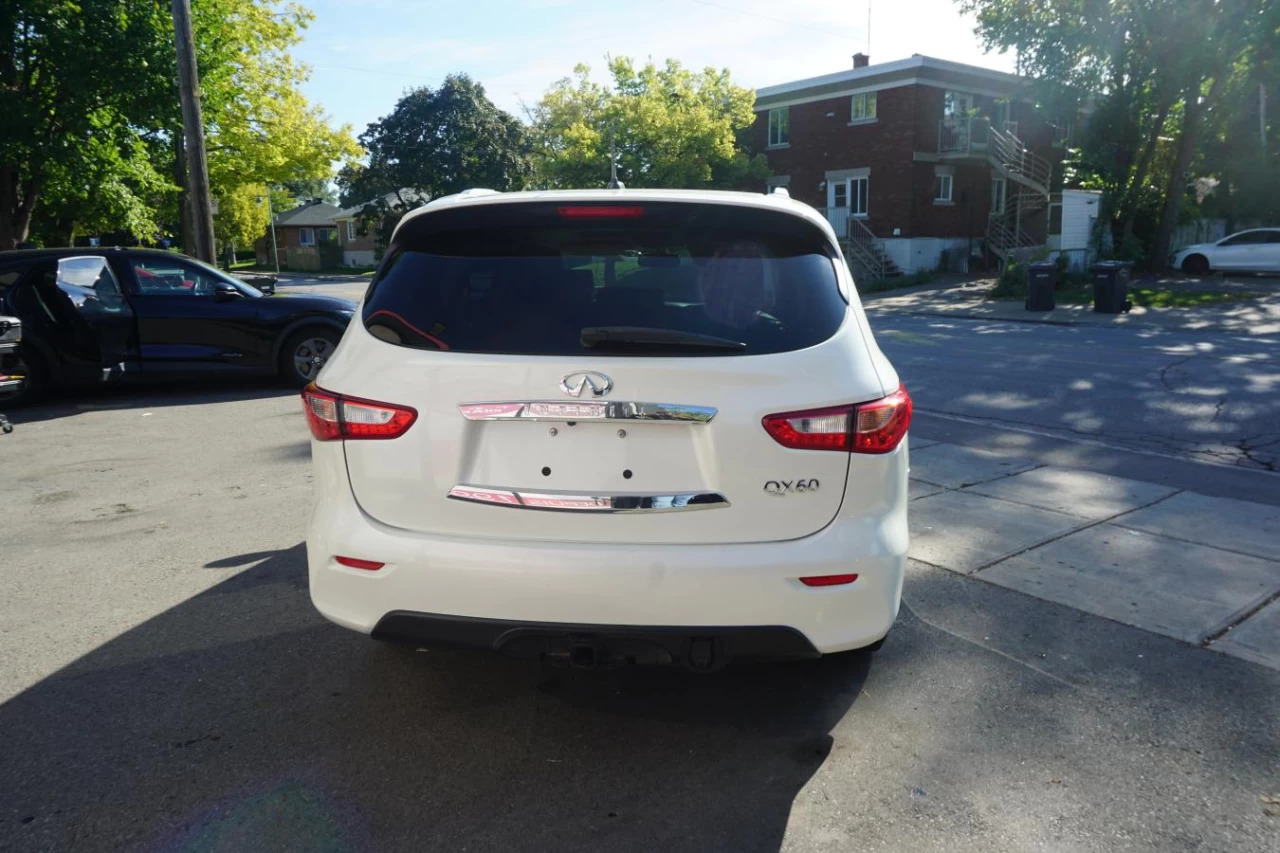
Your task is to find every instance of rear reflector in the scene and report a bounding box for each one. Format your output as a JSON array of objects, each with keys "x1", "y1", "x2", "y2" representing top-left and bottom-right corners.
[
  {"x1": 762, "y1": 385, "x2": 912, "y2": 454},
  {"x1": 303, "y1": 384, "x2": 417, "y2": 441},
  {"x1": 335, "y1": 556, "x2": 385, "y2": 571},
  {"x1": 556, "y1": 206, "x2": 645, "y2": 219},
  {"x1": 800, "y1": 574, "x2": 859, "y2": 587}
]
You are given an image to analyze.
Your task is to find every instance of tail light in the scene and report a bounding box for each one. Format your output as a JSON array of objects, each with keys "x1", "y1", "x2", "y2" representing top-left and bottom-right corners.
[
  {"x1": 557, "y1": 206, "x2": 645, "y2": 219},
  {"x1": 762, "y1": 385, "x2": 912, "y2": 454},
  {"x1": 302, "y1": 384, "x2": 417, "y2": 441}
]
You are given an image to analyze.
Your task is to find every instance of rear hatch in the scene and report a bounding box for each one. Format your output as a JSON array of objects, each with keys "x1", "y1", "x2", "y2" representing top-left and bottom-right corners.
[{"x1": 326, "y1": 198, "x2": 889, "y2": 545}]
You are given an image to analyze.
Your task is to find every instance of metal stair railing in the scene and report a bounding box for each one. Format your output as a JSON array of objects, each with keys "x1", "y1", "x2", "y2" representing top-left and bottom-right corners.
[{"x1": 986, "y1": 124, "x2": 1052, "y2": 196}]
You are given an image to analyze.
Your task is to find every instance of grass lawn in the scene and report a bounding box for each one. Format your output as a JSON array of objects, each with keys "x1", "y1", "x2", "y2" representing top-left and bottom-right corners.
[
  {"x1": 859, "y1": 270, "x2": 934, "y2": 294},
  {"x1": 1051, "y1": 286, "x2": 1262, "y2": 308}
]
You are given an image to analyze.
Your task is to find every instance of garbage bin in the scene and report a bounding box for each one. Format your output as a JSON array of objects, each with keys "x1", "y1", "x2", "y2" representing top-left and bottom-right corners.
[
  {"x1": 1025, "y1": 262, "x2": 1057, "y2": 311},
  {"x1": 1090, "y1": 262, "x2": 1132, "y2": 314}
]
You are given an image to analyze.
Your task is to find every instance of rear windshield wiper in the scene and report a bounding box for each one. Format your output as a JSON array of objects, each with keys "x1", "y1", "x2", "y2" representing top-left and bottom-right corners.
[{"x1": 581, "y1": 326, "x2": 747, "y2": 352}]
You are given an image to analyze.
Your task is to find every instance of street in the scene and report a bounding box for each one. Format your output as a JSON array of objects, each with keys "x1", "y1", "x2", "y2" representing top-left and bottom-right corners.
[
  {"x1": 875, "y1": 314, "x2": 1280, "y2": 472},
  {"x1": 1, "y1": 297, "x2": 1278, "y2": 852}
]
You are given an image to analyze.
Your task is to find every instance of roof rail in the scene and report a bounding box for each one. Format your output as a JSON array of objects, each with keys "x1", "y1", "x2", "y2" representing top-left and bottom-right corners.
[{"x1": 458, "y1": 188, "x2": 500, "y2": 197}]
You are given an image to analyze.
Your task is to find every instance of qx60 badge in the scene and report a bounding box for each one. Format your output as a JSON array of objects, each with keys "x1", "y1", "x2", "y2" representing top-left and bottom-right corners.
[
  {"x1": 764, "y1": 479, "x2": 819, "y2": 496},
  {"x1": 560, "y1": 371, "x2": 613, "y2": 398}
]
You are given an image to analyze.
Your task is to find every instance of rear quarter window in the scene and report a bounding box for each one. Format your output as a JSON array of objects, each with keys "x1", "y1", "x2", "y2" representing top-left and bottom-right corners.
[{"x1": 361, "y1": 201, "x2": 847, "y2": 356}]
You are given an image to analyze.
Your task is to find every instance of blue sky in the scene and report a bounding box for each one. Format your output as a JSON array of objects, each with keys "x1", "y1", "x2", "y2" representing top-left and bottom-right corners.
[{"x1": 293, "y1": 0, "x2": 1015, "y2": 136}]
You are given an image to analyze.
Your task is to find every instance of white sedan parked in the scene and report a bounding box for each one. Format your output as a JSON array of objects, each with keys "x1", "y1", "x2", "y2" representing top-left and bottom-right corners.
[{"x1": 1172, "y1": 228, "x2": 1280, "y2": 274}]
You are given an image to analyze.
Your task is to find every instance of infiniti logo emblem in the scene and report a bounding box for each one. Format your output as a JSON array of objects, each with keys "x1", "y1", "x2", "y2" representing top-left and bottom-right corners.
[{"x1": 560, "y1": 371, "x2": 613, "y2": 398}]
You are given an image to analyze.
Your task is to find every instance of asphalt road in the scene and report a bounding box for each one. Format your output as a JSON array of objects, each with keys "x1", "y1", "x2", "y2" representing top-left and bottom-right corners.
[
  {"x1": 871, "y1": 314, "x2": 1280, "y2": 471},
  {"x1": 1, "y1": 305, "x2": 1278, "y2": 852}
]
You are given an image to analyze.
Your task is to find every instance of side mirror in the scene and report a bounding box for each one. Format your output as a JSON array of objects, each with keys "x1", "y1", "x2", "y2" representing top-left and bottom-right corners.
[
  {"x1": 258, "y1": 280, "x2": 276, "y2": 295},
  {"x1": 212, "y1": 283, "x2": 242, "y2": 302}
]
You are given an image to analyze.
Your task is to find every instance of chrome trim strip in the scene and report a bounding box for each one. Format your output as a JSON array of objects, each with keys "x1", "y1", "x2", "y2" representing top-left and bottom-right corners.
[
  {"x1": 458, "y1": 401, "x2": 716, "y2": 423},
  {"x1": 447, "y1": 485, "x2": 730, "y2": 513}
]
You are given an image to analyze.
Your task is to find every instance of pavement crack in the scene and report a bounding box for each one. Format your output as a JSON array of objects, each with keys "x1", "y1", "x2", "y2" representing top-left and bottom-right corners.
[{"x1": 1157, "y1": 354, "x2": 1197, "y2": 392}]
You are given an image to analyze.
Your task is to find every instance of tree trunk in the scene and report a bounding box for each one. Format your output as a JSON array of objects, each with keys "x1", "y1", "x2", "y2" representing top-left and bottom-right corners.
[
  {"x1": 0, "y1": 164, "x2": 38, "y2": 249},
  {"x1": 1119, "y1": 97, "x2": 1173, "y2": 243},
  {"x1": 1153, "y1": 75, "x2": 1226, "y2": 269},
  {"x1": 174, "y1": 133, "x2": 193, "y2": 255},
  {"x1": 52, "y1": 213, "x2": 76, "y2": 247}
]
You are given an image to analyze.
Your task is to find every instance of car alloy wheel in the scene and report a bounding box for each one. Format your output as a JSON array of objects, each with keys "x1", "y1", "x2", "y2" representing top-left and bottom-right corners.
[{"x1": 293, "y1": 336, "x2": 336, "y2": 382}]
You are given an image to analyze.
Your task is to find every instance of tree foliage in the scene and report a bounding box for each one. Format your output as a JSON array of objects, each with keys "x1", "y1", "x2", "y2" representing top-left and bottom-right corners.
[
  {"x1": 336, "y1": 74, "x2": 529, "y2": 250},
  {"x1": 529, "y1": 58, "x2": 768, "y2": 190},
  {"x1": 212, "y1": 182, "x2": 271, "y2": 248},
  {"x1": 960, "y1": 0, "x2": 1273, "y2": 266},
  {"x1": 0, "y1": 0, "x2": 358, "y2": 249},
  {"x1": 1, "y1": 0, "x2": 174, "y2": 247}
]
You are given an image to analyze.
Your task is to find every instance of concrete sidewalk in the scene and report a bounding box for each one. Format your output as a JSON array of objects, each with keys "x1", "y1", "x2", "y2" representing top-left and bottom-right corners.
[
  {"x1": 864, "y1": 279, "x2": 1280, "y2": 336},
  {"x1": 907, "y1": 439, "x2": 1280, "y2": 670}
]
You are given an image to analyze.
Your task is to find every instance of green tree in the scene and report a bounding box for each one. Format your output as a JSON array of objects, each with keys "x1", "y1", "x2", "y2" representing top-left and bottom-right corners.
[
  {"x1": 961, "y1": 0, "x2": 1270, "y2": 267},
  {"x1": 529, "y1": 58, "x2": 768, "y2": 190},
  {"x1": 337, "y1": 74, "x2": 529, "y2": 250},
  {"x1": 1, "y1": 0, "x2": 358, "y2": 250},
  {"x1": 1, "y1": 0, "x2": 175, "y2": 247},
  {"x1": 213, "y1": 182, "x2": 271, "y2": 250}
]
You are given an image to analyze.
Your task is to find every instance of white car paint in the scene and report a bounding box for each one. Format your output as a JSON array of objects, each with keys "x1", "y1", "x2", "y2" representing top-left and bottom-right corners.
[
  {"x1": 1172, "y1": 228, "x2": 1280, "y2": 274},
  {"x1": 304, "y1": 189, "x2": 910, "y2": 662}
]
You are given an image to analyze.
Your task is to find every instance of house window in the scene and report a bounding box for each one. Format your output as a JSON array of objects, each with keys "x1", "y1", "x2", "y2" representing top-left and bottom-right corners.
[
  {"x1": 935, "y1": 173, "x2": 953, "y2": 203},
  {"x1": 768, "y1": 107, "x2": 789, "y2": 147},
  {"x1": 991, "y1": 178, "x2": 1007, "y2": 214},
  {"x1": 346, "y1": 220, "x2": 357, "y2": 241},
  {"x1": 299, "y1": 227, "x2": 316, "y2": 246},
  {"x1": 850, "y1": 176, "x2": 868, "y2": 217},
  {"x1": 850, "y1": 92, "x2": 877, "y2": 122}
]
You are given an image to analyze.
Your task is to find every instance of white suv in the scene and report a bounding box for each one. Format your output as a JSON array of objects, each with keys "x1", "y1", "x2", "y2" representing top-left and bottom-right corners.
[{"x1": 304, "y1": 189, "x2": 911, "y2": 670}]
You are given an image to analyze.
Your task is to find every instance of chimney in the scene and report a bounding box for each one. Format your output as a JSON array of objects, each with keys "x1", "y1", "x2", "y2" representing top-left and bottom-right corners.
[{"x1": 853, "y1": 53, "x2": 870, "y2": 69}]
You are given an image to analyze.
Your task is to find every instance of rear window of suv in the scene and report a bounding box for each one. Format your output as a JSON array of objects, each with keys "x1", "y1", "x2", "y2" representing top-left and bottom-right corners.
[{"x1": 361, "y1": 201, "x2": 847, "y2": 356}]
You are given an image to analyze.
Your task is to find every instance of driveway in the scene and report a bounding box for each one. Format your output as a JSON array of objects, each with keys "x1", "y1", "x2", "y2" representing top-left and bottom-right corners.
[{"x1": 1, "y1": 387, "x2": 1276, "y2": 852}]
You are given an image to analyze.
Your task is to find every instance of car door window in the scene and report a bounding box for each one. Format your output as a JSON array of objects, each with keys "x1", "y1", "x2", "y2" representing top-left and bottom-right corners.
[
  {"x1": 56, "y1": 256, "x2": 127, "y2": 311},
  {"x1": 132, "y1": 258, "x2": 225, "y2": 296},
  {"x1": 1220, "y1": 231, "x2": 1268, "y2": 247}
]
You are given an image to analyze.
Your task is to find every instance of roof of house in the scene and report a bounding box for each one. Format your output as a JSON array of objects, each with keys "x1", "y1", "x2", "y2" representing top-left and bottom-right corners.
[
  {"x1": 335, "y1": 189, "x2": 430, "y2": 220},
  {"x1": 755, "y1": 55, "x2": 1026, "y2": 110},
  {"x1": 274, "y1": 201, "x2": 342, "y2": 227}
]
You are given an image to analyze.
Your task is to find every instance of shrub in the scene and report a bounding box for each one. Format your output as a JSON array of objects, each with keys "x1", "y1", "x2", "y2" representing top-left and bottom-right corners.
[{"x1": 990, "y1": 262, "x2": 1027, "y2": 298}]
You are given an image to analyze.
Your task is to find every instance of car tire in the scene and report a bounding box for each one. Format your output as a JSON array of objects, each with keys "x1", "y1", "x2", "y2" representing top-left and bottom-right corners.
[
  {"x1": 280, "y1": 327, "x2": 341, "y2": 388},
  {"x1": 864, "y1": 635, "x2": 887, "y2": 653},
  {"x1": 1181, "y1": 254, "x2": 1210, "y2": 276},
  {"x1": 0, "y1": 346, "x2": 48, "y2": 408}
]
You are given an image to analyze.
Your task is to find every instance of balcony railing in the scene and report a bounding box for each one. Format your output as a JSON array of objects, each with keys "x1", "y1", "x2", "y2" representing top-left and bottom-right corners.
[{"x1": 938, "y1": 116, "x2": 990, "y2": 156}]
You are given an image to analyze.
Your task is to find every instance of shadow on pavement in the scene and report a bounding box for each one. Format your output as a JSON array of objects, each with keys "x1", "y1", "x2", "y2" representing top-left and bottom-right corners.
[
  {"x1": 0, "y1": 544, "x2": 869, "y2": 853},
  {"x1": 6, "y1": 379, "x2": 297, "y2": 426}
]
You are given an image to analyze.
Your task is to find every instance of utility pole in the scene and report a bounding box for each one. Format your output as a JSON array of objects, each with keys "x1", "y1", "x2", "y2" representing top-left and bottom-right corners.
[{"x1": 172, "y1": 0, "x2": 216, "y2": 263}]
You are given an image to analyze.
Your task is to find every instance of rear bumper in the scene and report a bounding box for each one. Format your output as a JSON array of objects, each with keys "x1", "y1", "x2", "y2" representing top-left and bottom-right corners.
[
  {"x1": 373, "y1": 611, "x2": 819, "y2": 669},
  {"x1": 307, "y1": 440, "x2": 908, "y2": 657}
]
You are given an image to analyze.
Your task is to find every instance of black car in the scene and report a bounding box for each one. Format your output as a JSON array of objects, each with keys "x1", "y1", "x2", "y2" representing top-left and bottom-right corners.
[{"x1": 0, "y1": 248, "x2": 357, "y2": 404}]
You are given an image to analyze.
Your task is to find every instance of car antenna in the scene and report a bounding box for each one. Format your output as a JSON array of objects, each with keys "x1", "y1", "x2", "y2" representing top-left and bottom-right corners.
[{"x1": 607, "y1": 128, "x2": 624, "y2": 190}]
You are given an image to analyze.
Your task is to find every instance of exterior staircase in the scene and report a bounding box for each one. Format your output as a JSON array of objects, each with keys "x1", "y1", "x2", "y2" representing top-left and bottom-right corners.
[
  {"x1": 843, "y1": 215, "x2": 902, "y2": 281},
  {"x1": 939, "y1": 119, "x2": 1054, "y2": 265},
  {"x1": 986, "y1": 191, "x2": 1049, "y2": 264},
  {"x1": 824, "y1": 207, "x2": 902, "y2": 281}
]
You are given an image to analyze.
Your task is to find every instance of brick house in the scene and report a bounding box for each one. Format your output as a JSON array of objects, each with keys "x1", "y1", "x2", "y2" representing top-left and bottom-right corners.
[
  {"x1": 254, "y1": 200, "x2": 341, "y2": 271},
  {"x1": 752, "y1": 54, "x2": 1066, "y2": 276},
  {"x1": 332, "y1": 190, "x2": 430, "y2": 268}
]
